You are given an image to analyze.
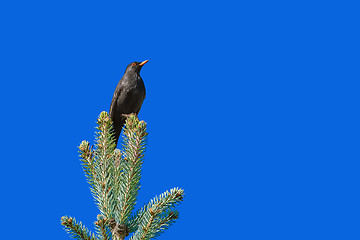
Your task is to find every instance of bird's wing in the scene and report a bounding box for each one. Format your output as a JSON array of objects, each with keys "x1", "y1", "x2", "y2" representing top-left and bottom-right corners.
[{"x1": 109, "y1": 86, "x2": 121, "y2": 118}]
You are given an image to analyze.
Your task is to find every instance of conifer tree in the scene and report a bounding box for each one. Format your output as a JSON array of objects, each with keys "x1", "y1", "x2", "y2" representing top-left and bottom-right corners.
[{"x1": 61, "y1": 112, "x2": 184, "y2": 240}]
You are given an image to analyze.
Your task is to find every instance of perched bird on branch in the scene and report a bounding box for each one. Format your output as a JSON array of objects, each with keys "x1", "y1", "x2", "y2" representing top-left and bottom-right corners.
[{"x1": 109, "y1": 60, "x2": 148, "y2": 146}]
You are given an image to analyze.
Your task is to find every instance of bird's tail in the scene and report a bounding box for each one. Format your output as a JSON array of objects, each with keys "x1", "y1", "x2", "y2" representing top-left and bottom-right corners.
[{"x1": 112, "y1": 119, "x2": 125, "y2": 147}]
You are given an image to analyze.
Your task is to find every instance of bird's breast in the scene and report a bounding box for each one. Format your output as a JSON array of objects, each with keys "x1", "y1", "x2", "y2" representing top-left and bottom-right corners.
[{"x1": 117, "y1": 79, "x2": 145, "y2": 114}]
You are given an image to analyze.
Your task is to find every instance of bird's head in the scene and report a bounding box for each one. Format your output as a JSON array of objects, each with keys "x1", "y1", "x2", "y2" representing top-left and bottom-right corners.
[{"x1": 125, "y1": 60, "x2": 149, "y2": 74}]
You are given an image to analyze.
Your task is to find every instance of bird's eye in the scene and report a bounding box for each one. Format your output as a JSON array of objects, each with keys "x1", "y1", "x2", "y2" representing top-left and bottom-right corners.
[{"x1": 132, "y1": 63, "x2": 136, "y2": 66}]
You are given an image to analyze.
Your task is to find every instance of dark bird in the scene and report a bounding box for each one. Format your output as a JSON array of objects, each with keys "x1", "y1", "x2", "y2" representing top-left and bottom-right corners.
[{"x1": 109, "y1": 60, "x2": 148, "y2": 146}]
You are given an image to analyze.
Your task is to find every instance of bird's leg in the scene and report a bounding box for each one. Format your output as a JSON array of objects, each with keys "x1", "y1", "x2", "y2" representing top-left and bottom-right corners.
[{"x1": 121, "y1": 113, "x2": 138, "y2": 118}]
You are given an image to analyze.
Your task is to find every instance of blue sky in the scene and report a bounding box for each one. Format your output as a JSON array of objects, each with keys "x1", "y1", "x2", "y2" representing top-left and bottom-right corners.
[{"x1": 0, "y1": 1, "x2": 359, "y2": 239}]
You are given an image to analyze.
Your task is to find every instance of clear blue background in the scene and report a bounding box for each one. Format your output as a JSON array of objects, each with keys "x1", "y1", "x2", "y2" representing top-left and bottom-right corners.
[{"x1": 0, "y1": 1, "x2": 359, "y2": 239}]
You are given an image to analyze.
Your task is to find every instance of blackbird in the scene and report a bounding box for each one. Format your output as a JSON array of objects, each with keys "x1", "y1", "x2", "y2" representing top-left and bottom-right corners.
[{"x1": 109, "y1": 60, "x2": 148, "y2": 146}]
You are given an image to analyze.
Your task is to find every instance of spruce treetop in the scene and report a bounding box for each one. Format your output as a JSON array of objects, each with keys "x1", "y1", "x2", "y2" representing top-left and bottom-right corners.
[{"x1": 61, "y1": 112, "x2": 184, "y2": 240}]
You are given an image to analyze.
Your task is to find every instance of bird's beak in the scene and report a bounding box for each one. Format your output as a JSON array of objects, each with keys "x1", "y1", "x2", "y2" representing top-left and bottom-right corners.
[{"x1": 139, "y1": 60, "x2": 149, "y2": 66}]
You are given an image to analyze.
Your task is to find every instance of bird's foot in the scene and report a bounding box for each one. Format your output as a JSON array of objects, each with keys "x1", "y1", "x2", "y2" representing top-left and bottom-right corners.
[{"x1": 122, "y1": 113, "x2": 137, "y2": 118}]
